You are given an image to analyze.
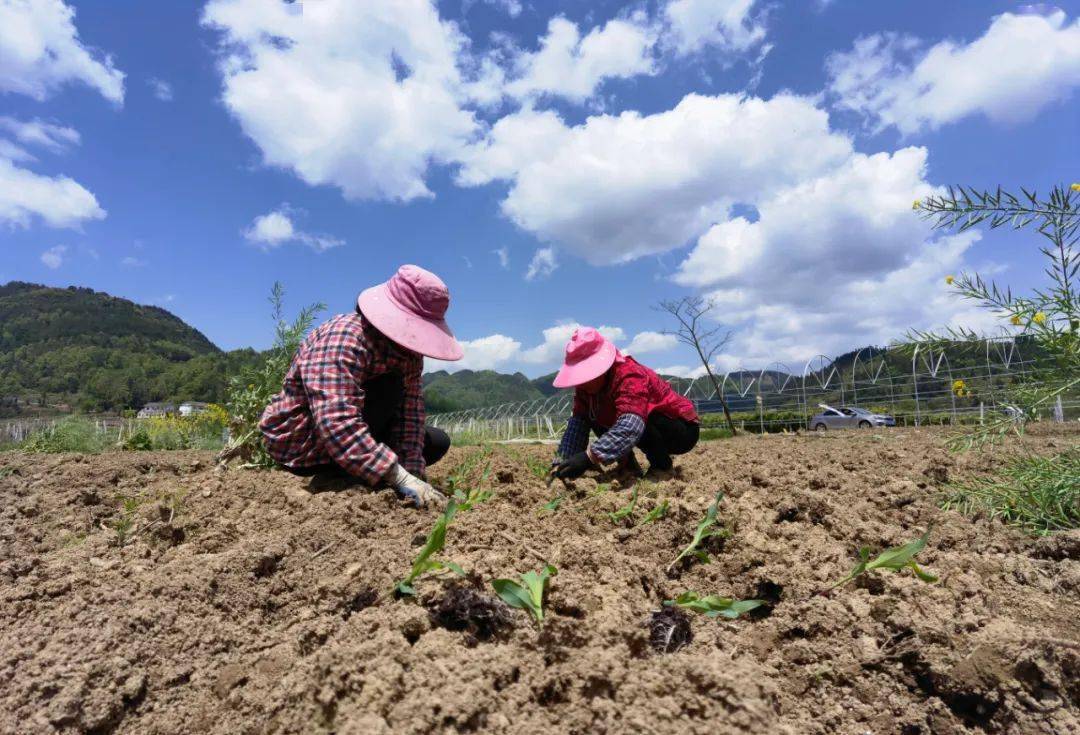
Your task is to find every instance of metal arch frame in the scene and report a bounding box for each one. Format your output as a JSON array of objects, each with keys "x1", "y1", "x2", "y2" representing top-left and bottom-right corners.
[
  {"x1": 851, "y1": 347, "x2": 896, "y2": 412},
  {"x1": 911, "y1": 343, "x2": 956, "y2": 427},
  {"x1": 721, "y1": 367, "x2": 756, "y2": 399},
  {"x1": 801, "y1": 355, "x2": 838, "y2": 429}
]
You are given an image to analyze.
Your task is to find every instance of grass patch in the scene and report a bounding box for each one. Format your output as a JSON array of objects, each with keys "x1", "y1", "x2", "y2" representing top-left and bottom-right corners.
[
  {"x1": 22, "y1": 417, "x2": 111, "y2": 454},
  {"x1": 699, "y1": 428, "x2": 733, "y2": 442},
  {"x1": 943, "y1": 450, "x2": 1080, "y2": 534}
]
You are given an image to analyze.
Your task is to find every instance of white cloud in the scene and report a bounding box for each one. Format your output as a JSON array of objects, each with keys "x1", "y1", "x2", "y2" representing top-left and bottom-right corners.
[
  {"x1": 520, "y1": 322, "x2": 625, "y2": 365},
  {"x1": 826, "y1": 10, "x2": 1080, "y2": 135},
  {"x1": 0, "y1": 0, "x2": 124, "y2": 103},
  {"x1": 654, "y1": 364, "x2": 708, "y2": 379},
  {"x1": 625, "y1": 331, "x2": 678, "y2": 355},
  {"x1": 202, "y1": 0, "x2": 478, "y2": 202},
  {"x1": 525, "y1": 246, "x2": 557, "y2": 280},
  {"x1": 148, "y1": 77, "x2": 173, "y2": 101},
  {"x1": 503, "y1": 14, "x2": 657, "y2": 103},
  {"x1": 0, "y1": 156, "x2": 105, "y2": 228},
  {"x1": 120, "y1": 256, "x2": 146, "y2": 267},
  {"x1": 243, "y1": 206, "x2": 343, "y2": 252},
  {"x1": 427, "y1": 333, "x2": 522, "y2": 373},
  {"x1": 0, "y1": 116, "x2": 79, "y2": 155},
  {"x1": 40, "y1": 244, "x2": 66, "y2": 268},
  {"x1": 661, "y1": 0, "x2": 767, "y2": 56},
  {"x1": 493, "y1": 246, "x2": 510, "y2": 269},
  {"x1": 458, "y1": 93, "x2": 853, "y2": 264}
]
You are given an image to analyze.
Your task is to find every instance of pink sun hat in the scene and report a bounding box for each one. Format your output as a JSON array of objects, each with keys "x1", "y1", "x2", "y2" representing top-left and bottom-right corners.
[
  {"x1": 357, "y1": 265, "x2": 464, "y2": 361},
  {"x1": 552, "y1": 327, "x2": 620, "y2": 388}
]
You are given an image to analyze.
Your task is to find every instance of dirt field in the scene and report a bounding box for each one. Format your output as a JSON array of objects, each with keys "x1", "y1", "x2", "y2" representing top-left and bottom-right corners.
[{"x1": 1, "y1": 426, "x2": 1078, "y2": 734}]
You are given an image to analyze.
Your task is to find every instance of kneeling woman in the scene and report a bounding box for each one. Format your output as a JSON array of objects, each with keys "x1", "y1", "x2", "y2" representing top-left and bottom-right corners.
[{"x1": 551, "y1": 327, "x2": 700, "y2": 480}]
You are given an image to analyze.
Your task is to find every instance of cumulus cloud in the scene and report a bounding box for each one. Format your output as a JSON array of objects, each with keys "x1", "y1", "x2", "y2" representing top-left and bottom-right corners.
[
  {"x1": 661, "y1": 0, "x2": 768, "y2": 56},
  {"x1": 503, "y1": 14, "x2": 657, "y2": 103},
  {"x1": 524, "y1": 246, "x2": 557, "y2": 280},
  {"x1": 202, "y1": 0, "x2": 478, "y2": 202},
  {"x1": 427, "y1": 333, "x2": 522, "y2": 373},
  {"x1": 826, "y1": 10, "x2": 1080, "y2": 134},
  {"x1": 243, "y1": 206, "x2": 343, "y2": 252},
  {"x1": 0, "y1": 0, "x2": 124, "y2": 103},
  {"x1": 625, "y1": 331, "x2": 678, "y2": 355},
  {"x1": 40, "y1": 244, "x2": 66, "y2": 268},
  {"x1": 0, "y1": 157, "x2": 105, "y2": 228},
  {"x1": 0, "y1": 116, "x2": 79, "y2": 156},
  {"x1": 458, "y1": 93, "x2": 853, "y2": 264}
]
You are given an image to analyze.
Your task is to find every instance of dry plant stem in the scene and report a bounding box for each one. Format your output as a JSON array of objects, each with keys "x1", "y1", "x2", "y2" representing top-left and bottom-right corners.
[{"x1": 496, "y1": 530, "x2": 547, "y2": 563}]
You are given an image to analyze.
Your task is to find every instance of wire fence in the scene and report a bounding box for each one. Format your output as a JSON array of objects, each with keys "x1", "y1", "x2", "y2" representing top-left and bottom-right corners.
[{"x1": 428, "y1": 339, "x2": 1080, "y2": 441}]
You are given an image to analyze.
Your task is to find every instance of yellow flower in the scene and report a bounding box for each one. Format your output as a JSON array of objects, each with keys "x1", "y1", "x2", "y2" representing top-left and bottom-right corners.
[
  {"x1": 1071, "y1": 183, "x2": 1080, "y2": 193},
  {"x1": 1033, "y1": 311, "x2": 1047, "y2": 325},
  {"x1": 912, "y1": 199, "x2": 921, "y2": 210},
  {"x1": 1010, "y1": 314, "x2": 1022, "y2": 326},
  {"x1": 945, "y1": 275, "x2": 954, "y2": 285}
]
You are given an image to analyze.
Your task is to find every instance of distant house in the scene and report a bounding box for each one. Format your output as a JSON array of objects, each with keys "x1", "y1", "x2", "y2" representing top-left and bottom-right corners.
[
  {"x1": 137, "y1": 402, "x2": 176, "y2": 418},
  {"x1": 178, "y1": 401, "x2": 210, "y2": 417}
]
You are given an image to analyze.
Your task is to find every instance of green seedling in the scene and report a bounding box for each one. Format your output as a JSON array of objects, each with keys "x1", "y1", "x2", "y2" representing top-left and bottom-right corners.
[
  {"x1": 0, "y1": 466, "x2": 16, "y2": 479},
  {"x1": 607, "y1": 487, "x2": 639, "y2": 523},
  {"x1": 112, "y1": 496, "x2": 140, "y2": 545},
  {"x1": 525, "y1": 455, "x2": 552, "y2": 480},
  {"x1": 667, "y1": 492, "x2": 729, "y2": 572},
  {"x1": 664, "y1": 591, "x2": 765, "y2": 619},
  {"x1": 538, "y1": 495, "x2": 564, "y2": 515},
  {"x1": 823, "y1": 528, "x2": 938, "y2": 594},
  {"x1": 446, "y1": 450, "x2": 494, "y2": 511},
  {"x1": 394, "y1": 500, "x2": 466, "y2": 597},
  {"x1": 492, "y1": 564, "x2": 557, "y2": 628},
  {"x1": 636, "y1": 499, "x2": 670, "y2": 527}
]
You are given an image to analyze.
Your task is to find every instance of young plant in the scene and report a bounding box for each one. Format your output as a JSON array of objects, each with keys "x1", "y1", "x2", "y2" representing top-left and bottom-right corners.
[
  {"x1": 525, "y1": 455, "x2": 551, "y2": 480},
  {"x1": 491, "y1": 564, "x2": 557, "y2": 628},
  {"x1": 667, "y1": 492, "x2": 729, "y2": 572},
  {"x1": 824, "y1": 529, "x2": 938, "y2": 594},
  {"x1": 607, "y1": 487, "x2": 638, "y2": 523},
  {"x1": 394, "y1": 500, "x2": 465, "y2": 597},
  {"x1": 445, "y1": 450, "x2": 493, "y2": 511},
  {"x1": 112, "y1": 496, "x2": 140, "y2": 545},
  {"x1": 637, "y1": 499, "x2": 670, "y2": 527},
  {"x1": 664, "y1": 591, "x2": 765, "y2": 619},
  {"x1": 538, "y1": 495, "x2": 564, "y2": 515}
]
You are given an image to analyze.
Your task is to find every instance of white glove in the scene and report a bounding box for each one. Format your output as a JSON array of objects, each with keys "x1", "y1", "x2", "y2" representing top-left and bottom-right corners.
[{"x1": 389, "y1": 464, "x2": 447, "y2": 509}]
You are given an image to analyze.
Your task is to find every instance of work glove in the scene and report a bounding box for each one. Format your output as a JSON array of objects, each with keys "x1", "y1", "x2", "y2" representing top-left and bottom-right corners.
[
  {"x1": 553, "y1": 451, "x2": 594, "y2": 480},
  {"x1": 389, "y1": 464, "x2": 447, "y2": 509}
]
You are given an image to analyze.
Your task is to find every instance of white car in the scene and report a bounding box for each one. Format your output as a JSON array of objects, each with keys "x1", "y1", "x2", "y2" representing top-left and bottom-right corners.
[{"x1": 810, "y1": 404, "x2": 896, "y2": 431}]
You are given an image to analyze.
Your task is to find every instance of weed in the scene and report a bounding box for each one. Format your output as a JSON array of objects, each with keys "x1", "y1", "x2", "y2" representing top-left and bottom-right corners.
[
  {"x1": 445, "y1": 449, "x2": 494, "y2": 511},
  {"x1": 607, "y1": 487, "x2": 639, "y2": 523},
  {"x1": 22, "y1": 417, "x2": 110, "y2": 454},
  {"x1": 0, "y1": 466, "x2": 16, "y2": 478},
  {"x1": 112, "y1": 496, "x2": 141, "y2": 545},
  {"x1": 668, "y1": 492, "x2": 729, "y2": 572},
  {"x1": 664, "y1": 591, "x2": 765, "y2": 619},
  {"x1": 942, "y1": 450, "x2": 1080, "y2": 533},
  {"x1": 525, "y1": 455, "x2": 551, "y2": 480},
  {"x1": 491, "y1": 564, "x2": 557, "y2": 628},
  {"x1": 824, "y1": 529, "x2": 938, "y2": 594},
  {"x1": 394, "y1": 500, "x2": 466, "y2": 597},
  {"x1": 636, "y1": 499, "x2": 669, "y2": 527}
]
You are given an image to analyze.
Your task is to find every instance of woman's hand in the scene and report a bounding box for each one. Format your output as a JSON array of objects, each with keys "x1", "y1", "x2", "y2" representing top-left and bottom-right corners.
[{"x1": 553, "y1": 451, "x2": 594, "y2": 480}]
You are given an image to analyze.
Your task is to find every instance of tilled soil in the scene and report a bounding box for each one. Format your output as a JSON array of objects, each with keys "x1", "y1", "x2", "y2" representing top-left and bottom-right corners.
[{"x1": 1, "y1": 426, "x2": 1078, "y2": 734}]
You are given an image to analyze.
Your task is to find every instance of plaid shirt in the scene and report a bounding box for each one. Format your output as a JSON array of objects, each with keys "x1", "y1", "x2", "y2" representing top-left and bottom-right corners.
[
  {"x1": 558, "y1": 413, "x2": 646, "y2": 465},
  {"x1": 259, "y1": 313, "x2": 425, "y2": 486}
]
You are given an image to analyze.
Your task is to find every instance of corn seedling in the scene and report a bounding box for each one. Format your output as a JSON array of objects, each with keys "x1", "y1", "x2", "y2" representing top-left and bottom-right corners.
[
  {"x1": 668, "y1": 492, "x2": 729, "y2": 572},
  {"x1": 538, "y1": 495, "x2": 564, "y2": 515},
  {"x1": 607, "y1": 487, "x2": 638, "y2": 523},
  {"x1": 445, "y1": 450, "x2": 494, "y2": 511},
  {"x1": 491, "y1": 564, "x2": 557, "y2": 628},
  {"x1": 394, "y1": 500, "x2": 466, "y2": 597},
  {"x1": 636, "y1": 499, "x2": 669, "y2": 527},
  {"x1": 824, "y1": 529, "x2": 938, "y2": 594},
  {"x1": 664, "y1": 591, "x2": 765, "y2": 619}
]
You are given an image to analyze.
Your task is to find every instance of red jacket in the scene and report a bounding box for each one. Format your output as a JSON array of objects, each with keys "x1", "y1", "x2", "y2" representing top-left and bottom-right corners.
[{"x1": 572, "y1": 356, "x2": 698, "y2": 428}]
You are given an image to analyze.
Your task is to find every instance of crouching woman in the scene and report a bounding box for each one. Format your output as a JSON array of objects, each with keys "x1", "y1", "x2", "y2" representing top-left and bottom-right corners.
[
  {"x1": 259, "y1": 265, "x2": 463, "y2": 508},
  {"x1": 551, "y1": 327, "x2": 700, "y2": 480}
]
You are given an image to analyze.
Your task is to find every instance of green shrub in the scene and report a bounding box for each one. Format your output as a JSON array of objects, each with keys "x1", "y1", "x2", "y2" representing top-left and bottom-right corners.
[{"x1": 22, "y1": 417, "x2": 111, "y2": 454}]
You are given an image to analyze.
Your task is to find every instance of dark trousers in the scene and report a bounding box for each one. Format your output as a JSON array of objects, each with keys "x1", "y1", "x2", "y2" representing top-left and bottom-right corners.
[
  {"x1": 594, "y1": 412, "x2": 699, "y2": 471},
  {"x1": 286, "y1": 372, "x2": 450, "y2": 480}
]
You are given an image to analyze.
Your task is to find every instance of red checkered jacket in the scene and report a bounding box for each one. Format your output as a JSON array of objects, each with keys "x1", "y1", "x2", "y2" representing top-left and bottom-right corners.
[{"x1": 259, "y1": 313, "x2": 425, "y2": 485}]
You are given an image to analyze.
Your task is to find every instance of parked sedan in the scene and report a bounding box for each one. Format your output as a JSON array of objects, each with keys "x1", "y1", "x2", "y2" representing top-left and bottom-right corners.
[{"x1": 810, "y1": 405, "x2": 896, "y2": 431}]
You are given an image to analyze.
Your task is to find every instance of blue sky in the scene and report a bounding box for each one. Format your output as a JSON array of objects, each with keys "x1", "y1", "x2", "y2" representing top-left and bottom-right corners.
[{"x1": 1, "y1": 0, "x2": 1078, "y2": 378}]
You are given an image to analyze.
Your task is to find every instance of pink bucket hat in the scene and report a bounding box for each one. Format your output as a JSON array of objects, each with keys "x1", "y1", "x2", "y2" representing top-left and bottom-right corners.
[
  {"x1": 552, "y1": 327, "x2": 620, "y2": 388},
  {"x1": 357, "y1": 265, "x2": 464, "y2": 361}
]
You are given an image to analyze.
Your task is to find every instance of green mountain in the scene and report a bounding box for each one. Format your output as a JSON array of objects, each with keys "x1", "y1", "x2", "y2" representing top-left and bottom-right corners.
[
  {"x1": 422, "y1": 369, "x2": 548, "y2": 413},
  {"x1": 0, "y1": 282, "x2": 259, "y2": 414}
]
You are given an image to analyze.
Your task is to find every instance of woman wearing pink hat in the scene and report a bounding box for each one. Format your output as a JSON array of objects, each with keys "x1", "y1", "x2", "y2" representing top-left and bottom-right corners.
[
  {"x1": 551, "y1": 327, "x2": 700, "y2": 480},
  {"x1": 259, "y1": 265, "x2": 464, "y2": 508}
]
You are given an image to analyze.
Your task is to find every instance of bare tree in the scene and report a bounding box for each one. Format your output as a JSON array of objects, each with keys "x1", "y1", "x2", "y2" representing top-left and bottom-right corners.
[{"x1": 656, "y1": 296, "x2": 737, "y2": 435}]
